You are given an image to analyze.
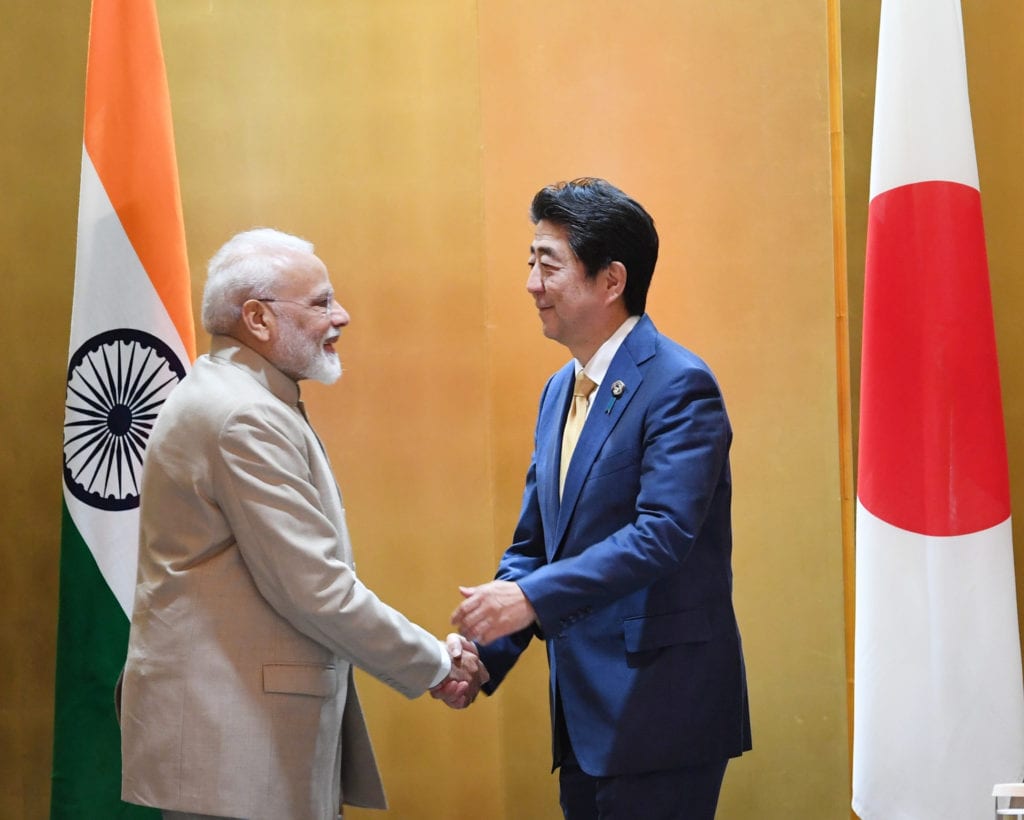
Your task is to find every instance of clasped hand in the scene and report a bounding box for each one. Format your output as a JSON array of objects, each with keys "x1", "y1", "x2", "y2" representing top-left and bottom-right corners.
[
  {"x1": 430, "y1": 581, "x2": 537, "y2": 709},
  {"x1": 429, "y1": 634, "x2": 490, "y2": 709}
]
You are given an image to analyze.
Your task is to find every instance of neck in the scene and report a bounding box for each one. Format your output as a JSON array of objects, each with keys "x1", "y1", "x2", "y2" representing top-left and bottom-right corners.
[{"x1": 569, "y1": 312, "x2": 633, "y2": 365}]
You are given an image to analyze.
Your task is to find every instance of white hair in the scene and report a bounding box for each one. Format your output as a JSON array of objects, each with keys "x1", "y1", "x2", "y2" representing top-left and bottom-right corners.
[{"x1": 201, "y1": 228, "x2": 316, "y2": 335}]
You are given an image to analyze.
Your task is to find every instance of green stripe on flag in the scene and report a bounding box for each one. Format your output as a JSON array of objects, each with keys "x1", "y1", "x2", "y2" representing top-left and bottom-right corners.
[{"x1": 50, "y1": 501, "x2": 158, "y2": 820}]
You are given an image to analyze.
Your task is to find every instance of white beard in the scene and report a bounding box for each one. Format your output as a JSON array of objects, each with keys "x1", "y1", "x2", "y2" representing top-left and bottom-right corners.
[
  {"x1": 275, "y1": 316, "x2": 342, "y2": 385},
  {"x1": 305, "y1": 347, "x2": 342, "y2": 384}
]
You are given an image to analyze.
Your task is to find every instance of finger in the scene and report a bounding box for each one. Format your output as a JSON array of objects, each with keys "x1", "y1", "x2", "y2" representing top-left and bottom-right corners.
[
  {"x1": 450, "y1": 612, "x2": 473, "y2": 637},
  {"x1": 451, "y1": 600, "x2": 476, "y2": 625},
  {"x1": 436, "y1": 680, "x2": 466, "y2": 707},
  {"x1": 458, "y1": 585, "x2": 477, "y2": 599},
  {"x1": 430, "y1": 681, "x2": 456, "y2": 701},
  {"x1": 445, "y1": 633, "x2": 463, "y2": 660}
]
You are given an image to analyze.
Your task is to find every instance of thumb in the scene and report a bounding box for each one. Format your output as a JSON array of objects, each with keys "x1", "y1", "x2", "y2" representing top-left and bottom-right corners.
[
  {"x1": 458, "y1": 585, "x2": 477, "y2": 599},
  {"x1": 445, "y1": 633, "x2": 463, "y2": 660}
]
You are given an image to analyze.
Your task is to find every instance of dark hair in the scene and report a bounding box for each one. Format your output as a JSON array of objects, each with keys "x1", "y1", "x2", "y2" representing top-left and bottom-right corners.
[{"x1": 530, "y1": 177, "x2": 659, "y2": 315}]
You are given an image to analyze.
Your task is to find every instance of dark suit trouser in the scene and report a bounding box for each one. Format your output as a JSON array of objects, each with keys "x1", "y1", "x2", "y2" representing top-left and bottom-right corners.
[
  {"x1": 558, "y1": 756, "x2": 728, "y2": 820},
  {"x1": 556, "y1": 706, "x2": 728, "y2": 820}
]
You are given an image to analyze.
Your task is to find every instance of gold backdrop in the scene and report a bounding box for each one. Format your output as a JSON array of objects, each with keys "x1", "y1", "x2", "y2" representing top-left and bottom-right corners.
[{"x1": 0, "y1": 0, "x2": 938, "y2": 816}]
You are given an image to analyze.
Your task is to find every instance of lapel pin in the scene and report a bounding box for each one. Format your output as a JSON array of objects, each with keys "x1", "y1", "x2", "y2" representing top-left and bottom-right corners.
[{"x1": 604, "y1": 381, "x2": 626, "y2": 414}]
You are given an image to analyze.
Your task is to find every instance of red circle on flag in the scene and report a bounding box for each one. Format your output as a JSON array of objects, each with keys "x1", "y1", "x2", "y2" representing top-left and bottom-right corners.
[{"x1": 858, "y1": 181, "x2": 1010, "y2": 536}]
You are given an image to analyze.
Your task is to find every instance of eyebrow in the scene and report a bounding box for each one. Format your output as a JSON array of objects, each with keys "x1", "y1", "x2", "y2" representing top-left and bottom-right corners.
[{"x1": 529, "y1": 241, "x2": 561, "y2": 258}]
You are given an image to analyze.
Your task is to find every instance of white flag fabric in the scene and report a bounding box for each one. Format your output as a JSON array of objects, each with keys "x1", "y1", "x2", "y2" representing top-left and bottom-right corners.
[{"x1": 853, "y1": 1, "x2": 1024, "y2": 818}]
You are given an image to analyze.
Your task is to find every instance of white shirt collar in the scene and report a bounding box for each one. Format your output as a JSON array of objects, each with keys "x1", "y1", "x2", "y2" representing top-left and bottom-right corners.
[{"x1": 575, "y1": 315, "x2": 641, "y2": 387}]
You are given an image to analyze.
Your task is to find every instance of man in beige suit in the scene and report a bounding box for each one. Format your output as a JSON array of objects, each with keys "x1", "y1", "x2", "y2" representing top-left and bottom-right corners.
[{"x1": 119, "y1": 228, "x2": 485, "y2": 820}]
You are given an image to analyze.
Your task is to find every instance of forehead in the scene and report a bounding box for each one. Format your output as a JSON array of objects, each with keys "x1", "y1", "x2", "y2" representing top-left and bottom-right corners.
[
  {"x1": 530, "y1": 220, "x2": 575, "y2": 258},
  {"x1": 279, "y1": 253, "x2": 332, "y2": 294}
]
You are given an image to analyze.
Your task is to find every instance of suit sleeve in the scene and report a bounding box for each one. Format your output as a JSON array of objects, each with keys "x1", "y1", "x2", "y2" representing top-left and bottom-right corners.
[
  {"x1": 478, "y1": 382, "x2": 555, "y2": 691},
  {"x1": 211, "y1": 403, "x2": 446, "y2": 699},
  {"x1": 517, "y1": 364, "x2": 731, "y2": 633}
]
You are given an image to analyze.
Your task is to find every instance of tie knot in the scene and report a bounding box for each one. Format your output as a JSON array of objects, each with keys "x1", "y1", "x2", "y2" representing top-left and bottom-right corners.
[{"x1": 574, "y1": 372, "x2": 597, "y2": 398}]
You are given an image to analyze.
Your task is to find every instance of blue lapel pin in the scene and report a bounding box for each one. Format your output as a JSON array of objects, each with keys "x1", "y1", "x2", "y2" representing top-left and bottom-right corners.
[{"x1": 604, "y1": 380, "x2": 626, "y2": 413}]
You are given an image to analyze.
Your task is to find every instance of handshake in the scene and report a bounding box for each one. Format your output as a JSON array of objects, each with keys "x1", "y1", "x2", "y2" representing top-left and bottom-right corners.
[
  {"x1": 428, "y1": 579, "x2": 539, "y2": 710},
  {"x1": 428, "y1": 634, "x2": 489, "y2": 710}
]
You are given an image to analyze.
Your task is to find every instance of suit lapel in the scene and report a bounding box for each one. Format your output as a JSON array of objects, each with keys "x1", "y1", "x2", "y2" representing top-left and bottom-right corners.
[
  {"x1": 552, "y1": 358, "x2": 642, "y2": 555},
  {"x1": 551, "y1": 316, "x2": 659, "y2": 559},
  {"x1": 536, "y1": 365, "x2": 575, "y2": 555}
]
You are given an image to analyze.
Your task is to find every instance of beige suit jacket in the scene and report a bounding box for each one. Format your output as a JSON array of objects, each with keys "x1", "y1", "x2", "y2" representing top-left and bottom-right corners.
[{"x1": 120, "y1": 336, "x2": 445, "y2": 820}]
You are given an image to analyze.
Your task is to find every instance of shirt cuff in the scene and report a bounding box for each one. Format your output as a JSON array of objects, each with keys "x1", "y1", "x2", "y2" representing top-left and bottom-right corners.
[{"x1": 427, "y1": 639, "x2": 452, "y2": 689}]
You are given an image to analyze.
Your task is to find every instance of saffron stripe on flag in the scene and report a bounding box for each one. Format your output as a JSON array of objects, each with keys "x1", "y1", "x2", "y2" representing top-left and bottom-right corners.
[{"x1": 83, "y1": 0, "x2": 195, "y2": 353}]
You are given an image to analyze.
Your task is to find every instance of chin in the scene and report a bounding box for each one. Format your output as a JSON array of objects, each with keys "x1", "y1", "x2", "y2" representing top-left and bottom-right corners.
[
  {"x1": 541, "y1": 325, "x2": 563, "y2": 345},
  {"x1": 314, "y1": 364, "x2": 343, "y2": 385},
  {"x1": 315, "y1": 356, "x2": 344, "y2": 384},
  {"x1": 315, "y1": 370, "x2": 342, "y2": 386},
  {"x1": 304, "y1": 353, "x2": 343, "y2": 385}
]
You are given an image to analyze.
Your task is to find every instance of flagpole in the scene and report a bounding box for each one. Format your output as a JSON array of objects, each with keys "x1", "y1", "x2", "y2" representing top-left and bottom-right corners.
[{"x1": 824, "y1": 1, "x2": 858, "y2": 816}]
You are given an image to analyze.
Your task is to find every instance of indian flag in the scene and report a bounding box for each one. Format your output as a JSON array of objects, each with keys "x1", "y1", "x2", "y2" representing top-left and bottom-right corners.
[
  {"x1": 852, "y1": 1, "x2": 1024, "y2": 817},
  {"x1": 51, "y1": 1, "x2": 195, "y2": 816}
]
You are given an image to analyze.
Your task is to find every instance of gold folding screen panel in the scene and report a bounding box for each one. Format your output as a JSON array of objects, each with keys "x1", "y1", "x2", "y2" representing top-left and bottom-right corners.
[{"x1": 4, "y1": 2, "x2": 884, "y2": 816}]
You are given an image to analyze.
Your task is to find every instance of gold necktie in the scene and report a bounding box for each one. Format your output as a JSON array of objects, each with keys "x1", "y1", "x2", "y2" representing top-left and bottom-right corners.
[{"x1": 560, "y1": 371, "x2": 597, "y2": 498}]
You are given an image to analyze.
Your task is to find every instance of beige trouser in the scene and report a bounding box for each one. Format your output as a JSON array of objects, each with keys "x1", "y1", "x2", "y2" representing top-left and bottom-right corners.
[
  {"x1": 163, "y1": 813, "x2": 342, "y2": 820},
  {"x1": 163, "y1": 813, "x2": 242, "y2": 820}
]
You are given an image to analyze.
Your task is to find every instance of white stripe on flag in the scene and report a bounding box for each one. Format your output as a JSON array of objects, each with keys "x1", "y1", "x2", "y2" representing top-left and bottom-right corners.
[{"x1": 63, "y1": 147, "x2": 190, "y2": 618}]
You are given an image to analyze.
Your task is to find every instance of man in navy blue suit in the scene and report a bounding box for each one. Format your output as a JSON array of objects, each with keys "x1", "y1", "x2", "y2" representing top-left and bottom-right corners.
[{"x1": 452, "y1": 178, "x2": 751, "y2": 820}]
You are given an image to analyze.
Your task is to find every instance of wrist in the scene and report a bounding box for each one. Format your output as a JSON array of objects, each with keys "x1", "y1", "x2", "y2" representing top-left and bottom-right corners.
[{"x1": 428, "y1": 639, "x2": 452, "y2": 689}]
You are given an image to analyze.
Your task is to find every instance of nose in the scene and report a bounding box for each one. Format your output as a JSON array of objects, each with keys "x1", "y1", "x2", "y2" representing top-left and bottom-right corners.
[
  {"x1": 329, "y1": 300, "x2": 350, "y2": 326},
  {"x1": 526, "y1": 263, "x2": 543, "y2": 295}
]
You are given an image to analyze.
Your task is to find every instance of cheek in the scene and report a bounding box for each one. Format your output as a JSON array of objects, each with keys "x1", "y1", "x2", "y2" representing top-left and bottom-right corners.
[
  {"x1": 546, "y1": 279, "x2": 572, "y2": 304},
  {"x1": 559, "y1": 284, "x2": 589, "y2": 312}
]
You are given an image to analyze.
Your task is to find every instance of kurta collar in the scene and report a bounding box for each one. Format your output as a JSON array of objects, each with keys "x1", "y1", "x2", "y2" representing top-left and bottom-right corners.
[{"x1": 208, "y1": 334, "x2": 302, "y2": 407}]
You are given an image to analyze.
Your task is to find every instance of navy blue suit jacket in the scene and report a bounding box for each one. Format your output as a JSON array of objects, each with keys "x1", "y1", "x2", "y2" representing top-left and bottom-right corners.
[{"x1": 480, "y1": 315, "x2": 751, "y2": 777}]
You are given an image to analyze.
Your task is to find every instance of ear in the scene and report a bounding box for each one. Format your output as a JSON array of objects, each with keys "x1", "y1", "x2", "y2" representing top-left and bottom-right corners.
[
  {"x1": 602, "y1": 261, "x2": 628, "y2": 305},
  {"x1": 240, "y1": 298, "x2": 273, "y2": 343}
]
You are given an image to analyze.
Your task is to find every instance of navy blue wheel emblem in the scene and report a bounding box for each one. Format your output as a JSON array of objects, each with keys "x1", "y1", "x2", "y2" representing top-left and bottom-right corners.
[{"x1": 63, "y1": 328, "x2": 186, "y2": 511}]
